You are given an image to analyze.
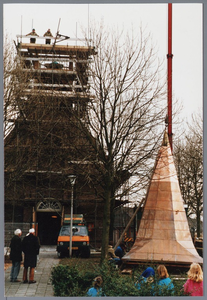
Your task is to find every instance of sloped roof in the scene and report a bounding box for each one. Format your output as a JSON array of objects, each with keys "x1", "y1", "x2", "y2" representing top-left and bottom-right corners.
[{"x1": 122, "y1": 131, "x2": 203, "y2": 265}]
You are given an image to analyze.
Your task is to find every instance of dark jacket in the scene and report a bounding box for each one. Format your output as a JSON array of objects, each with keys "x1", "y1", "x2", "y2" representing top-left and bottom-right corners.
[
  {"x1": 22, "y1": 234, "x2": 40, "y2": 268},
  {"x1": 10, "y1": 235, "x2": 22, "y2": 262},
  {"x1": 115, "y1": 245, "x2": 125, "y2": 259}
]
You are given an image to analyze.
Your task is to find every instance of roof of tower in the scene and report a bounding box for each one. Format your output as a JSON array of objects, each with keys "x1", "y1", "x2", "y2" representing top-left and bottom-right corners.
[{"x1": 122, "y1": 131, "x2": 203, "y2": 266}]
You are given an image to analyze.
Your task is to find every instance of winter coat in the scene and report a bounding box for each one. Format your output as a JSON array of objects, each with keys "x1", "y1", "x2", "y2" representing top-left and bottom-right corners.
[
  {"x1": 10, "y1": 235, "x2": 22, "y2": 262},
  {"x1": 135, "y1": 276, "x2": 155, "y2": 295},
  {"x1": 157, "y1": 277, "x2": 174, "y2": 295},
  {"x1": 183, "y1": 279, "x2": 203, "y2": 296},
  {"x1": 108, "y1": 245, "x2": 119, "y2": 259},
  {"x1": 22, "y1": 234, "x2": 40, "y2": 268},
  {"x1": 114, "y1": 246, "x2": 125, "y2": 259},
  {"x1": 87, "y1": 287, "x2": 104, "y2": 297}
]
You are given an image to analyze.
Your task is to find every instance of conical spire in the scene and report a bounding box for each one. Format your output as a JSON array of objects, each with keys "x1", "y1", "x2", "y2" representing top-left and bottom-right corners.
[{"x1": 122, "y1": 131, "x2": 203, "y2": 265}]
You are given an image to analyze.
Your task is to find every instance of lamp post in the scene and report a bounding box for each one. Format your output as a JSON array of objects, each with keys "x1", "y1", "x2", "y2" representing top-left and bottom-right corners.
[{"x1": 68, "y1": 175, "x2": 76, "y2": 258}]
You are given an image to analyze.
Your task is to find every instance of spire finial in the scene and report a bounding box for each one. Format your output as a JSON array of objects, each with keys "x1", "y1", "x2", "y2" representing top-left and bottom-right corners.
[{"x1": 162, "y1": 130, "x2": 169, "y2": 146}]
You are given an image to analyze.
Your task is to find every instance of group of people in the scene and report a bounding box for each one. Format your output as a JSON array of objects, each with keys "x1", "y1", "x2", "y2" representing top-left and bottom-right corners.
[
  {"x1": 86, "y1": 263, "x2": 203, "y2": 297},
  {"x1": 26, "y1": 28, "x2": 53, "y2": 44},
  {"x1": 108, "y1": 242, "x2": 126, "y2": 266},
  {"x1": 9, "y1": 232, "x2": 203, "y2": 296},
  {"x1": 9, "y1": 228, "x2": 40, "y2": 284},
  {"x1": 136, "y1": 263, "x2": 203, "y2": 296},
  {"x1": 135, "y1": 265, "x2": 174, "y2": 295},
  {"x1": 106, "y1": 242, "x2": 203, "y2": 296}
]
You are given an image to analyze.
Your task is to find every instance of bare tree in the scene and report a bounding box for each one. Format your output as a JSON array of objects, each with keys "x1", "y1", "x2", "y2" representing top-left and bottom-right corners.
[
  {"x1": 174, "y1": 113, "x2": 203, "y2": 237},
  {"x1": 4, "y1": 36, "x2": 32, "y2": 139},
  {"x1": 72, "y1": 24, "x2": 167, "y2": 262},
  {"x1": 4, "y1": 35, "x2": 16, "y2": 137},
  {"x1": 4, "y1": 37, "x2": 34, "y2": 211}
]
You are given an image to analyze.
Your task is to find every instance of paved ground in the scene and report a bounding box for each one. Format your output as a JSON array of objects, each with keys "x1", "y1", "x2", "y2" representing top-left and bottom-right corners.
[{"x1": 4, "y1": 245, "x2": 59, "y2": 297}]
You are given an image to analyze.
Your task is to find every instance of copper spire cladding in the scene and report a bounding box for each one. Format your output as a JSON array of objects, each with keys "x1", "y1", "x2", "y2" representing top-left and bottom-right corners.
[{"x1": 122, "y1": 131, "x2": 203, "y2": 265}]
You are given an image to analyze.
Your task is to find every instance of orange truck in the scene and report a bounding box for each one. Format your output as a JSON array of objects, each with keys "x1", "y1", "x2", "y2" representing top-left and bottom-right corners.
[{"x1": 57, "y1": 214, "x2": 90, "y2": 258}]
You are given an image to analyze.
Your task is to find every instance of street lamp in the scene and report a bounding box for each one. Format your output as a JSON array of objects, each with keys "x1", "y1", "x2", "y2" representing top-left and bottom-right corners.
[{"x1": 68, "y1": 175, "x2": 76, "y2": 258}]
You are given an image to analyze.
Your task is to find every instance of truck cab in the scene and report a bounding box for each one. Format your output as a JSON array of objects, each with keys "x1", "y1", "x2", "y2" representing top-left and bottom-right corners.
[{"x1": 57, "y1": 214, "x2": 90, "y2": 258}]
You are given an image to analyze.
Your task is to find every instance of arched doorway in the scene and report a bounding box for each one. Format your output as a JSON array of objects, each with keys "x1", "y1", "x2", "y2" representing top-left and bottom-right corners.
[{"x1": 36, "y1": 201, "x2": 62, "y2": 245}]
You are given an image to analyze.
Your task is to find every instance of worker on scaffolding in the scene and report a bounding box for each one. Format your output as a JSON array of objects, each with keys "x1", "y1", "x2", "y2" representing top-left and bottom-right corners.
[
  {"x1": 26, "y1": 28, "x2": 39, "y2": 43},
  {"x1": 44, "y1": 29, "x2": 53, "y2": 44}
]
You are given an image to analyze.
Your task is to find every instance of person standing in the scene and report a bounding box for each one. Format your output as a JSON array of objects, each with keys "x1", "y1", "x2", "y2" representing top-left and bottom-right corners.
[
  {"x1": 22, "y1": 228, "x2": 40, "y2": 284},
  {"x1": 43, "y1": 29, "x2": 53, "y2": 44},
  {"x1": 183, "y1": 263, "x2": 203, "y2": 296},
  {"x1": 26, "y1": 28, "x2": 39, "y2": 43},
  {"x1": 9, "y1": 229, "x2": 22, "y2": 282}
]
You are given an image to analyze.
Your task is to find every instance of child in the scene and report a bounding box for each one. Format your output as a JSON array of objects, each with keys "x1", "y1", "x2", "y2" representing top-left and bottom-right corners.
[
  {"x1": 157, "y1": 265, "x2": 174, "y2": 294},
  {"x1": 183, "y1": 263, "x2": 203, "y2": 296},
  {"x1": 87, "y1": 276, "x2": 104, "y2": 297},
  {"x1": 135, "y1": 267, "x2": 155, "y2": 287},
  {"x1": 135, "y1": 267, "x2": 155, "y2": 295}
]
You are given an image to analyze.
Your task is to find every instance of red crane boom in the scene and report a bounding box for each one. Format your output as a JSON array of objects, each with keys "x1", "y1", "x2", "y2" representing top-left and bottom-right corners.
[{"x1": 167, "y1": 3, "x2": 173, "y2": 150}]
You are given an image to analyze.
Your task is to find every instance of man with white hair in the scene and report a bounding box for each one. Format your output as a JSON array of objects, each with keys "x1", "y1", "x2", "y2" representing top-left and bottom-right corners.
[
  {"x1": 9, "y1": 229, "x2": 22, "y2": 282},
  {"x1": 22, "y1": 228, "x2": 40, "y2": 284}
]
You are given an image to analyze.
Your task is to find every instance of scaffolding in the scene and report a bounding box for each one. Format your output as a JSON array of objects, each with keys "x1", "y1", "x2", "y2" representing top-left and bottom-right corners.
[{"x1": 4, "y1": 30, "x2": 103, "y2": 247}]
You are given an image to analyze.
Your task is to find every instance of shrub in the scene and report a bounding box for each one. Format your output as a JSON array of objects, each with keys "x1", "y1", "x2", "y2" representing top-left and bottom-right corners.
[
  {"x1": 51, "y1": 264, "x2": 97, "y2": 296},
  {"x1": 51, "y1": 261, "x2": 189, "y2": 297}
]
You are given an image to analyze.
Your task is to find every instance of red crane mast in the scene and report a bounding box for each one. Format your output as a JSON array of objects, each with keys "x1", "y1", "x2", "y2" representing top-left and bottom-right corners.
[{"x1": 167, "y1": 3, "x2": 173, "y2": 150}]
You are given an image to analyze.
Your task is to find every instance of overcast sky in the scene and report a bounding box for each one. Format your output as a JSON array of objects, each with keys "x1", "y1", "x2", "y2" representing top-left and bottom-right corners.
[{"x1": 3, "y1": 3, "x2": 203, "y2": 131}]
